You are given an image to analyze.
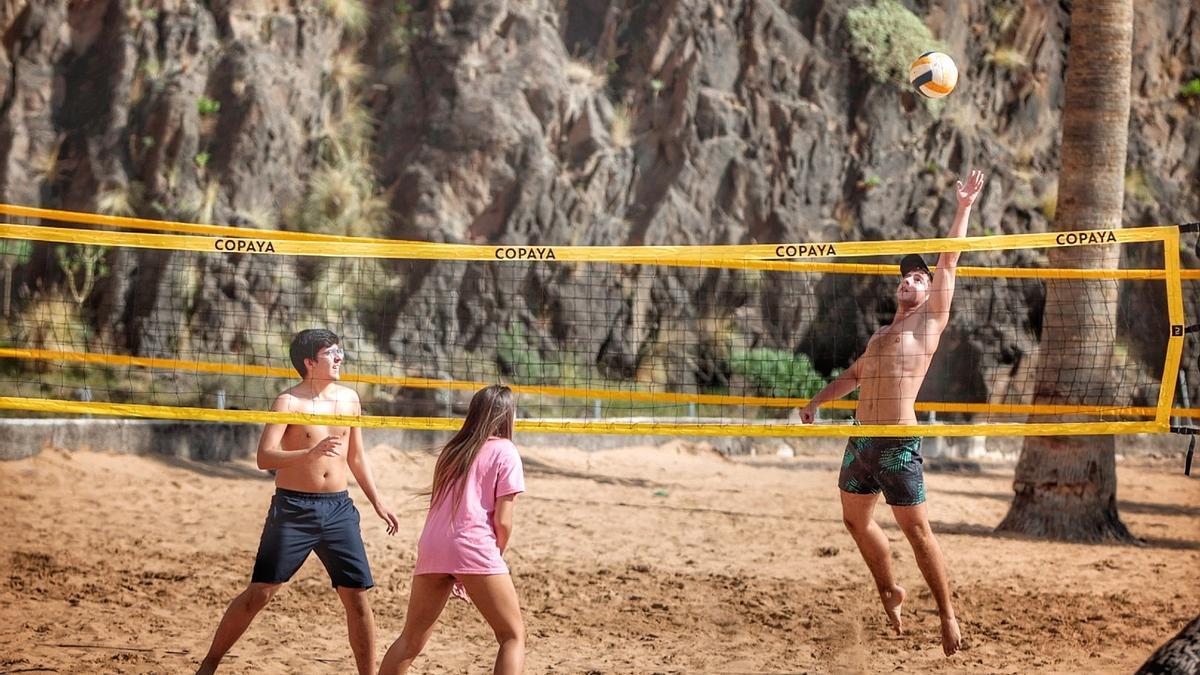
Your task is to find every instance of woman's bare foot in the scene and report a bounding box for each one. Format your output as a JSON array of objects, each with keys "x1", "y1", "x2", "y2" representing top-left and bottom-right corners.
[
  {"x1": 940, "y1": 616, "x2": 962, "y2": 656},
  {"x1": 879, "y1": 585, "x2": 906, "y2": 634}
]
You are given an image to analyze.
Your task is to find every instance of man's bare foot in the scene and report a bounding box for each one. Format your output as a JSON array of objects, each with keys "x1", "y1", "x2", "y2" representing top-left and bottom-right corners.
[
  {"x1": 940, "y1": 616, "x2": 962, "y2": 656},
  {"x1": 879, "y1": 585, "x2": 906, "y2": 634},
  {"x1": 196, "y1": 657, "x2": 218, "y2": 675}
]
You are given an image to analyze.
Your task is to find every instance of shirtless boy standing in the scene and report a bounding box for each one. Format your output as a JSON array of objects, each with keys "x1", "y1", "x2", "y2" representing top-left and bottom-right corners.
[{"x1": 196, "y1": 328, "x2": 399, "y2": 674}]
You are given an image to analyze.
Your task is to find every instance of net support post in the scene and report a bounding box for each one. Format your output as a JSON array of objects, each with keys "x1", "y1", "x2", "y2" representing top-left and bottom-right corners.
[{"x1": 1157, "y1": 230, "x2": 1186, "y2": 430}]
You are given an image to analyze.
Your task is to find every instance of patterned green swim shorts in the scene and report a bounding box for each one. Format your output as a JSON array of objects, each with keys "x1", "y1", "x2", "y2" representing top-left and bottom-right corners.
[{"x1": 838, "y1": 435, "x2": 926, "y2": 506}]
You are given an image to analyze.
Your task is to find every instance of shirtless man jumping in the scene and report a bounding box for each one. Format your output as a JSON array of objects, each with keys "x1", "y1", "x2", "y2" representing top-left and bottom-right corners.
[
  {"x1": 799, "y1": 169, "x2": 986, "y2": 657},
  {"x1": 196, "y1": 328, "x2": 399, "y2": 674}
]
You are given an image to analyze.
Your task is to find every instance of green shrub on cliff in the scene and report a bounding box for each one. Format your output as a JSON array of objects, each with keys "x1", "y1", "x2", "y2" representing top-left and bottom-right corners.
[
  {"x1": 730, "y1": 348, "x2": 827, "y2": 399},
  {"x1": 196, "y1": 96, "x2": 220, "y2": 116},
  {"x1": 846, "y1": 0, "x2": 944, "y2": 88},
  {"x1": 497, "y1": 323, "x2": 561, "y2": 385}
]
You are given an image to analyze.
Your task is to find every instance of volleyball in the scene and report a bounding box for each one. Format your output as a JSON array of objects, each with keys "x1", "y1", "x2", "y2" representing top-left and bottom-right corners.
[{"x1": 909, "y1": 51, "x2": 958, "y2": 99}]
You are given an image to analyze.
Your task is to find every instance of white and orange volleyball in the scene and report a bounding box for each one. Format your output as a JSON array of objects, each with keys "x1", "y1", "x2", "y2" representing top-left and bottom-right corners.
[{"x1": 909, "y1": 51, "x2": 958, "y2": 99}]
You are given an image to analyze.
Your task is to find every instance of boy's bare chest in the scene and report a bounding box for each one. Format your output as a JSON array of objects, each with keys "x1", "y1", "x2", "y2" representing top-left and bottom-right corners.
[
  {"x1": 284, "y1": 422, "x2": 349, "y2": 438},
  {"x1": 280, "y1": 394, "x2": 351, "y2": 447}
]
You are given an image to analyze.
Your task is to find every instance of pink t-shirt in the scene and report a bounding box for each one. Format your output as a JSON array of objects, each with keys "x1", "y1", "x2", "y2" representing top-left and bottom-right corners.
[{"x1": 414, "y1": 437, "x2": 525, "y2": 576}]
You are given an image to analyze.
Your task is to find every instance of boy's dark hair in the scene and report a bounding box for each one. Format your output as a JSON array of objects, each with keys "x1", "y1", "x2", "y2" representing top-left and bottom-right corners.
[{"x1": 289, "y1": 329, "x2": 340, "y2": 377}]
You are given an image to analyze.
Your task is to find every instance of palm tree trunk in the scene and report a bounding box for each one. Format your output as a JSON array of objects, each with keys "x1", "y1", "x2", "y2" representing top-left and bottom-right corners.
[{"x1": 996, "y1": 0, "x2": 1134, "y2": 542}]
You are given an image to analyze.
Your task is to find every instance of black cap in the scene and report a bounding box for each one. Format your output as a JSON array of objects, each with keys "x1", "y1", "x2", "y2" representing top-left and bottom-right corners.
[{"x1": 899, "y1": 253, "x2": 931, "y2": 278}]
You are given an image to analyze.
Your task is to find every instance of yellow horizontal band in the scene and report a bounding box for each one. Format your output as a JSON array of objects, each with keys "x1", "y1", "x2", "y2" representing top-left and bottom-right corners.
[
  {"x1": 9, "y1": 202, "x2": 1191, "y2": 257},
  {"x1": 0, "y1": 396, "x2": 1165, "y2": 437},
  {"x1": 2, "y1": 203, "x2": 1192, "y2": 278},
  {"x1": 5, "y1": 204, "x2": 1192, "y2": 277},
  {"x1": 0, "y1": 203, "x2": 393, "y2": 244},
  {"x1": 8, "y1": 202, "x2": 1193, "y2": 258},
  {"x1": 0, "y1": 346, "x2": 1165, "y2": 418},
  {"x1": 674, "y1": 260, "x2": 1172, "y2": 279},
  {"x1": 0, "y1": 223, "x2": 1171, "y2": 278},
  {"x1": 0, "y1": 346, "x2": 814, "y2": 407},
  {"x1": 0, "y1": 222, "x2": 1176, "y2": 263}
]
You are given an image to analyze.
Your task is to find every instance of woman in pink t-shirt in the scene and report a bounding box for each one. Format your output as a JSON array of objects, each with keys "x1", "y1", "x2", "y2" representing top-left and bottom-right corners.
[{"x1": 380, "y1": 384, "x2": 526, "y2": 674}]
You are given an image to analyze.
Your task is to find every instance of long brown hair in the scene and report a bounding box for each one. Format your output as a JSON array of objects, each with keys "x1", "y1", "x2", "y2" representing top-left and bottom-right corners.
[{"x1": 429, "y1": 384, "x2": 515, "y2": 512}]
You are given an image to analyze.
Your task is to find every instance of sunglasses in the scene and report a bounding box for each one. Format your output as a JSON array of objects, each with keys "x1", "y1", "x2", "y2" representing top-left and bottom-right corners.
[{"x1": 316, "y1": 345, "x2": 345, "y2": 361}]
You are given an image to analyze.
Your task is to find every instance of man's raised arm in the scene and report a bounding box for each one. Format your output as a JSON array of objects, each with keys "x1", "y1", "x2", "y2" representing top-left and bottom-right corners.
[{"x1": 928, "y1": 169, "x2": 986, "y2": 322}]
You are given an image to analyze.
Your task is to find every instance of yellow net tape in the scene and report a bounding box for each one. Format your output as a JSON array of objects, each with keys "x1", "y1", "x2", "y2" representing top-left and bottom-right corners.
[
  {"x1": 0, "y1": 346, "x2": 1168, "y2": 418},
  {"x1": 0, "y1": 203, "x2": 391, "y2": 243},
  {"x1": 0, "y1": 220, "x2": 1190, "y2": 437},
  {"x1": 0, "y1": 397, "x2": 1164, "y2": 438},
  {"x1": 0, "y1": 222, "x2": 1177, "y2": 263},
  {"x1": 2, "y1": 202, "x2": 1194, "y2": 277}
]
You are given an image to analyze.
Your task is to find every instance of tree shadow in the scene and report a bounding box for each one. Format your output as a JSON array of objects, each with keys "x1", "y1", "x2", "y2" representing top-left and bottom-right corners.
[
  {"x1": 924, "y1": 458, "x2": 989, "y2": 474},
  {"x1": 937, "y1": 488, "x2": 1200, "y2": 518},
  {"x1": 921, "y1": 518, "x2": 1200, "y2": 550},
  {"x1": 748, "y1": 458, "x2": 1015, "y2": 479},
  {"x1": 148, "y1": 453, "x2": 273, "y2": 482},
  {"x1": 521, "y1": 456, "x2": 671, "y2": 489},
  {"x1": 738, "y1": 459, "x2": 837, "y2": 471},
  {"x1": 1117, "y1": 500, "x2": 1200, "y2": 519},
  {"x1": 525, "y1": 494, "x2": 842, "y2": 524}
]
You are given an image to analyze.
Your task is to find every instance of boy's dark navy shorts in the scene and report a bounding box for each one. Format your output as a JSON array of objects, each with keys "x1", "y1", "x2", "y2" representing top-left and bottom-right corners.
[
  {"x1": 838, "y1": 435, "x2": 927, "y2": 506},
  {"x1": 251, "y1": 488, "x2": 374, "y2": 588}
]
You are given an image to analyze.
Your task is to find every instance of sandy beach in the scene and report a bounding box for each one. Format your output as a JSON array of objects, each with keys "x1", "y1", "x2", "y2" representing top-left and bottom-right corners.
[{"x1": 2, "y1": 440, "x2": 1197, "y2": 673}]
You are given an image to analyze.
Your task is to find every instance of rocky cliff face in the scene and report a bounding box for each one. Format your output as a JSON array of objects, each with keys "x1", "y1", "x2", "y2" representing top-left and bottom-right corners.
[{"x1": 1, "y1": 0, "x2": 1197, "y2": 412}]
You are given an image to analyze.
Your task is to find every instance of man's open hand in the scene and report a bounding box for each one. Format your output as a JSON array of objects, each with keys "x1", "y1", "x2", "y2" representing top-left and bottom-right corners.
[{"x1": 956, "y1": 169, "x2": 986, "y2": 209}]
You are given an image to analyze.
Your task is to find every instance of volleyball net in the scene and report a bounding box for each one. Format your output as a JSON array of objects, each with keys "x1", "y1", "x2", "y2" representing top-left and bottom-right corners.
[{"x1": 0, "y1": 203, "x2": 1194, "y2": 438}]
